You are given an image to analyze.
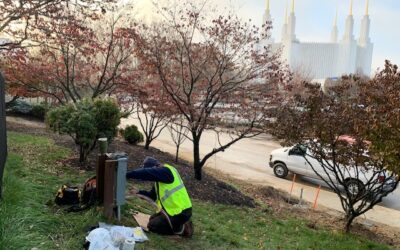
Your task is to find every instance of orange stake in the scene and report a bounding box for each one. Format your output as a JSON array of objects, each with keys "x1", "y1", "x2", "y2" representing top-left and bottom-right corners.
[
  {"x1": 289, "y1": 174, "x2": 297, "y2": 196},
  {"x1": 313, "y1": 185, "x2": 322, "y2": 209}
]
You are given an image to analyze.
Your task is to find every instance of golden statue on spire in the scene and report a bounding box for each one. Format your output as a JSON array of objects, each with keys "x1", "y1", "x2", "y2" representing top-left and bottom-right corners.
[
  {"x1": 350, "y1": 0, "x2": 353, "y2": 15},
  {"x1": 291, "y1": 0, "x2": 295, "y2": 13}
]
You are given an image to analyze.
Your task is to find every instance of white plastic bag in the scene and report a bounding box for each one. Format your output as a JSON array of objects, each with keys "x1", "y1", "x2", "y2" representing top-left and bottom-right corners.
[
  {"x1": 95, "y1": 222, "x2": 149, "y2": 246},
  {"x1": 86, "y1": 228, "x2": 119, "y2": 250},
  {"x1": 110, "y1": 226, "x2": 134, "y2": 245},
  {"x1": 132, "y1": 227, "x2": 149, "y2": 242}
]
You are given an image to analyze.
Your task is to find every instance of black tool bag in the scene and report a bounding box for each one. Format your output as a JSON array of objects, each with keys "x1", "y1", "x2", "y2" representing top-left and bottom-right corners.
[
  {"x1": 67, "y1": 176, "x2": 97, "y2": 212},
  {"x1": 55, "y1": 176, "x2": 97, "y2": 212},
  {"x1": 55, "y1": 185, "x2": 80, "y2": 205}
]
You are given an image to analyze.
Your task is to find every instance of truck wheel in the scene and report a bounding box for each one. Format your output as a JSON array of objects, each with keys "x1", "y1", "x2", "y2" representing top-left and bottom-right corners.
[
  {"x1": 273, "y1": 162, "x2": 288, "y2": 178},
  {"x1": 344, "y1": 179, "x2": 365, "y2": 198}
]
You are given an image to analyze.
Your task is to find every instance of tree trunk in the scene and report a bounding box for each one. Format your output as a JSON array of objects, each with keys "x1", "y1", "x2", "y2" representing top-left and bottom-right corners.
[
  {"x1": 345, "y1": 214, "x2": 355, "y2": 233},
  {"x1": 79, "y1": 146, "x2": 86, "y2": 164},
  {"x1": 0, "y1": 73, "x2": 7, "y2": 199},
  {"x1": 175, "y1": 145, "x2": 180, "y2": 163},
  {"x1": 144, "y1": 138, "x2": 151, "y2": 150},
  {"x1": 90, "y1": 139, "x2": 97, "y2": 151},
  {"x1": 193, "y1": 137, "x2": 202, "y2": 180}
]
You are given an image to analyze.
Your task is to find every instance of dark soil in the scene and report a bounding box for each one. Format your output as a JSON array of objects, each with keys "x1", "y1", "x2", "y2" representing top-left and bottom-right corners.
[
  {"x1": 6, "y1": 116, "x2": 256, "y2": 208},
  {"x1": 108, "y1": 138, "x2": 256, "y2": 208}
]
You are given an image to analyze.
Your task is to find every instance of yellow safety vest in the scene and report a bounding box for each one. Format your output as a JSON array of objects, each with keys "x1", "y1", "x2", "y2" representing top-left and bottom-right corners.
[{"x1": 155, "y1": 164, "x2": 192, "y2": 216}]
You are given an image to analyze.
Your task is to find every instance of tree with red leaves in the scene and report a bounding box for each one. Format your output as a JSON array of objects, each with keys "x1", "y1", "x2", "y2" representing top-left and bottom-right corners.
[
  {"x1": 134, "y1": 81, "x2": 173, "y2": 150},
  {"x1": 363, "y1": 61, "x2": 400, "y2": 176},
  {"x1": 0, "y1": 0, "x2": 116, "y2": 199},
  {"x1": 2, "y1": 14, "x2": 135, "y2": 104},
  {"x1": 133, "y1": 2, "x2": 284, "y2": 180},
  {"x1": 0, "y1": 0, "x2": 113, "y2": 50},
  {"x1": 273, "y1": 62, "x2": 400, "y2": 233}
]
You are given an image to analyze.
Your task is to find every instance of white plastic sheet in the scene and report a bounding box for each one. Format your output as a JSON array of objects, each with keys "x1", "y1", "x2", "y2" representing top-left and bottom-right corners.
[
  {"x1": 86, "y1": 222, "x2": 148, "y2": 249},
  {"x1": 99, "y1": 222, "x2": 148, "y2": 242},
  {"x1": 110, "y1": 226, "x2": 134, "y2": 245},
  {"x1": 86, "y1": 228, "x2": 119, "y2": 250}
]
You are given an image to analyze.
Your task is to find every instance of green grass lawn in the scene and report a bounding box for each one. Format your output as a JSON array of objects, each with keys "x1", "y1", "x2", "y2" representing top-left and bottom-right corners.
[{"x1": 0, "y1": 132, "x2": 392, "y2": 249}]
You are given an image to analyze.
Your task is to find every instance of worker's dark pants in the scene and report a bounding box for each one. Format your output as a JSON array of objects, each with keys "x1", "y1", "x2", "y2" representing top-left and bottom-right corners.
[{"x1": 148, "y1": 207, "x2": 192, "y2": 235}]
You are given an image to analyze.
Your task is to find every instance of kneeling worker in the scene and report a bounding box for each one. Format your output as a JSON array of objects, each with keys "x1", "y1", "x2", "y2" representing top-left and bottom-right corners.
[{"x1": 126, "y1": 157, "x2": 193, "y2": 237}]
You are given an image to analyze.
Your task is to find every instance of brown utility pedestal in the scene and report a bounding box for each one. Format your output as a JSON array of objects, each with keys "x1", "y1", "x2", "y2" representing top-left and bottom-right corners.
[
  {"x1": 97, "y1": 152, "x2": 128, "y2": 220},
  {"x1": 96, "y1": 154, "x2": 106, "y2": 204}
]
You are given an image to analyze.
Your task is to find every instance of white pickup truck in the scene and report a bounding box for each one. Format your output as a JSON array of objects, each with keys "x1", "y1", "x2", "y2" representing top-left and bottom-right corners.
[{"x1": 269, "y1": 144, "x2": 397, "y2": 197}]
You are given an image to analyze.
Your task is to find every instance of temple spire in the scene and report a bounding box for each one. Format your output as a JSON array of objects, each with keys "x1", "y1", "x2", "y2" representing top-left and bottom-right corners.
[
  {"x1": 331, "y1": 8, "x2": 338, "y2": 43},
  {"x1": 262, "y1": 0, "x2": 274, "y2": 43},
  {"x1": 359, "y1": 0, "x2": 371, "y2": 45},
  {"x1": 365, "y1": 0, "x2": 369, "y2": 15},
  {"x1": 334, "y1": 7, "x2": 338, "y2": 26},
  {"x1": 343, "y1": 0, "x2": 355, "y2": 42},
  {"x1": 287, "y1": 0, "x2": 297, "y2": 42},
  {"x1": 291, "y1": 0, "x2": 295, "y2": 13},
  {"x1": 285, "y1": 3, "x2": 288, "y2": 24},
  {"x1": 281, "y1": 2, "x2": 288, "y2": 41},
  {"x1": 349, "y1": 0, "x2": 353, "y2": 15}
]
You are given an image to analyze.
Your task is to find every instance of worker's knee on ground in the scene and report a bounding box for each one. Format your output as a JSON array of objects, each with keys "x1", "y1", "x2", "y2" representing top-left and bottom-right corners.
[
  {"x1": 147, "y1": 221, "x2": 156, "y2": 232},
  {"x1": 147, "y1": 215, "x2": 174, "y2": 235},
  {"x1": 147, "y1": 216, "x2": 158, "y2": 231},
  {"x1": 147, "y1": 220, "x2": 164, "y2": 234}
]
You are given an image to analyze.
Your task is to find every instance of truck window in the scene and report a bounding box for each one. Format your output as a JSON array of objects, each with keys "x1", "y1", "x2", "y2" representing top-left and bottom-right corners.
[{"x1": 290, "y1": 145, "x2": 307, "y2": 156}]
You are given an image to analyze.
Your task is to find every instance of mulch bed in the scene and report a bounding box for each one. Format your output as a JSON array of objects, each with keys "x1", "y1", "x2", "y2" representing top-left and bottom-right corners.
[{"x1": 6, "y1": 117, "x2": 256, "y2": 208}]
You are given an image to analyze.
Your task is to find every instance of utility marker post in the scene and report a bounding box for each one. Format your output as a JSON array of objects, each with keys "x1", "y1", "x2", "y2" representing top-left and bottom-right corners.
[
  {"x1": 288, "y1": 174, "x2": 297, "y2": 203},
  {"x1": 312, "y1": 185, "x2": 322, "y2": 209}
]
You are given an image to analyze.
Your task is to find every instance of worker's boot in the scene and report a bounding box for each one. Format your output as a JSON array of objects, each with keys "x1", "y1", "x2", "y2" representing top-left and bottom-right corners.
[{"x1": 181, "y1": 220, "x2": 194, "y2": 238}]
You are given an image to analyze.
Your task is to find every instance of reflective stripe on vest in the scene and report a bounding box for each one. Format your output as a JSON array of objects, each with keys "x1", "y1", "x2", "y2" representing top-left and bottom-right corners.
[
  {"x1": 161, "y1": 183, "x2": 185, "y2": 203},
  {"x1": 156, "y1": 164, "x2": 192, "y2": 216}
]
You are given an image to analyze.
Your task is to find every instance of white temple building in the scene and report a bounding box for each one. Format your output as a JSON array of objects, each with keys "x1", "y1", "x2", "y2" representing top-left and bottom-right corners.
[{"x1": 261, "y1": 0, "x2": 374, "y2": 80}]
